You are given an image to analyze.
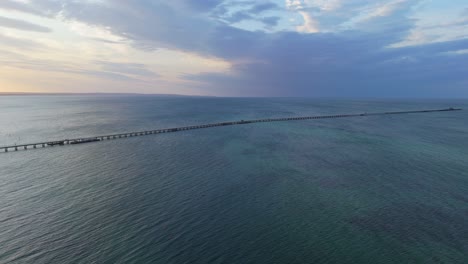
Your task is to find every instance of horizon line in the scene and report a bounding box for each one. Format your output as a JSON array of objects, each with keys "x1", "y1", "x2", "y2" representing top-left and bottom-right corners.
[{"x1": 0, "y1": 92, "x2": 467, "y2": 100}]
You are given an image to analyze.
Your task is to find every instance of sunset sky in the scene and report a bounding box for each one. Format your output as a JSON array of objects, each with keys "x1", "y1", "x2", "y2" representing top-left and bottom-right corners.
[{"x1": 0, "y1": 0, "x2": 467, "y2": 97}]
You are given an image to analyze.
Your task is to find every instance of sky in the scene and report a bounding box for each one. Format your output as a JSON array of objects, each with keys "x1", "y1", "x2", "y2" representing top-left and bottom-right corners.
[{"x1": 0, "y1": 0, "x2": 467, "y2": 97}]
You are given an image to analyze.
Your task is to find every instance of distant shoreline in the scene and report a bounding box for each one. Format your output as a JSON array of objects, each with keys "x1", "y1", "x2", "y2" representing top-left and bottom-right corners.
[
  {"x1": 0, "y1": 92, "x2": 212, "y2": 97},
  {"x1": 0, "y1": 93, "x2": 465, "y2": 100}
]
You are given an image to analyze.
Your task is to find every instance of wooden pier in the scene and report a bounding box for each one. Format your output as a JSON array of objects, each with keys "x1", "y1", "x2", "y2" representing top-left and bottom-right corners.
[{"x1": 0, "y1": 108, "x2": 461, "y2": 153}]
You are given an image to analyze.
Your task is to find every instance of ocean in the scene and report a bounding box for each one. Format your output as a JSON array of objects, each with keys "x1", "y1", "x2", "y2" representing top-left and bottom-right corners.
[{"x1": 1, "y1": 96, "x2": 467, "y2": 263}]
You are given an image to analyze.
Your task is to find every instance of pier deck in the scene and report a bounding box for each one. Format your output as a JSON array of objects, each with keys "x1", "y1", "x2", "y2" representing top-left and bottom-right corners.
[{"x1": 0, "y1": 108, "x2": 462, "y2": 153}]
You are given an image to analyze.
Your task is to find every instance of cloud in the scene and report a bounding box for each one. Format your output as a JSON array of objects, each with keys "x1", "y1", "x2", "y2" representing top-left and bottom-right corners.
[
  {"x1": 79, "y1": 70, "x2": 140, "y2": 82},
  {"x1": 0, "y1": 55, "x2": 146, "y2": 82},
  {"x1": 4, "y1": 0, "x2": 468, "y2": 97},
  {"x1": 184, "y1": 31, "x2": 468, "y2": 97},
  {"x1": 393, "y1": 6, "x2": 468, "y2": 47},
  {"x1": 296, "y1": 11, "x2": 320, "y2": 33},
  {"x1": 95, "y1": 61, "x2": 159, "y2": 77},
  {"x1": 286, "y1": 0, "x2": 320, "y2": 33},
  {"x1": 285, "y1": 0, "x2": 421, "y2": 34},
  {"x1": 304, "y1": 0, "x2": 343, "y2": 11},
  {"x1": 0, "y1": 33, "x2": 45, "y2": 50},
  {"x1": 212, "y1": 1, "x2": 280, "y2": 28},
  {"x1": 364, "y1": 0, "x2": 410, "y2": 18},
  {"x1": 0, "y1": 0, "x2": 44, "y2": 16},
  {"x1": 422, "y1": 8, "x2": 468, "y2": 29},
  {"x1": 285, "y1": 0, "x2": 303, "y2": 11},
  {"x1": 0, "y1": 16, "x2": 51, "y2": 32},
  {"x1": 51, "y1": 1, "x2": 215, "y2": 53}
]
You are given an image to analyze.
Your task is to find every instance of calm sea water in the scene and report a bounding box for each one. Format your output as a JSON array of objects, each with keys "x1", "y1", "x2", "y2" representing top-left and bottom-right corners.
[{"x1": 1, "y1": 96, "x2": 467, "y2": 264}]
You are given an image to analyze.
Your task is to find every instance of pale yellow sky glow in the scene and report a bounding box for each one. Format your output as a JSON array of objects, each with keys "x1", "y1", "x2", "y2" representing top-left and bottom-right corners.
[{"x1": 0, "y1": 8, "x2": 230, "y2": 95}]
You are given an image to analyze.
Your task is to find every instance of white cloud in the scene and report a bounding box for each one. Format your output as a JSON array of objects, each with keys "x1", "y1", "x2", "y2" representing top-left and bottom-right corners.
[
  {"x1": 303, "y1": 0, "x2": 343, "y2": 11},
  {"x1": 67, "y1": 20, "x2": 123, "y2": 42},
  {"x1": 390, "y1": 29, "x2": 432, "y2": 47},
  {"x1": 286, "y1": 0, "x2": 320, "y2": 33},
  {"x1": 285, "y1": 0, "x2": 303, "y2": 11},
  {"x1": 391, "y1": 5, "x2": 468, "y2": 47},
  {"x1": 285, "y1": 0, "x2": 417, "y2": 34},
  {"x1": 360, "y1": 0, "x2": 410, "y2": 20},
  {"x1": 296, "y1": 11, "x2": 319, "y2": 33}
]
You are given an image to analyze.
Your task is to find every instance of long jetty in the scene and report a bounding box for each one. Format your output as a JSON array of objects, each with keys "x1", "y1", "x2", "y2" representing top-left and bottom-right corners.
[{"x1": 0, "y1": 108, "x2": 462, "y2": 153}]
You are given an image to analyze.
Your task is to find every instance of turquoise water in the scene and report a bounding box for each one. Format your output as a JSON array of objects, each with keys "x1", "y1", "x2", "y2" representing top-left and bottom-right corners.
[{"x1": 1, "y1": 96, "x2": 467, "y2": 263}]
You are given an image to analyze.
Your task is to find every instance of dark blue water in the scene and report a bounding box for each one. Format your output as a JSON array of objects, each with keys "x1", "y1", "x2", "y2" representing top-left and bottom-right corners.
[{"x1": 1, "y1": 96, "x2": 467, "y2": 263}]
